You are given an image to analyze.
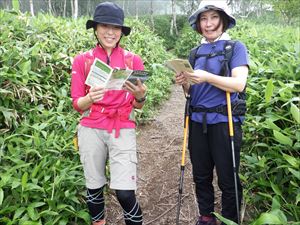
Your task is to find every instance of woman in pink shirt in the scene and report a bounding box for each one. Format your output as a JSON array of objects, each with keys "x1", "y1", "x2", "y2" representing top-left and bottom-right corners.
[{"x1": 71, "y1": 2, "x2": 146, "y2": 225}]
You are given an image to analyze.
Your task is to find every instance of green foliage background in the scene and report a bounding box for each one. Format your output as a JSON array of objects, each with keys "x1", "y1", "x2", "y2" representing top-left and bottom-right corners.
[
  {"x1": 0, "y1": 7, "x2": 299, "y2": 225},
  {"x1": 139, "y1": 14, "x2": 187, "y2": 51}
]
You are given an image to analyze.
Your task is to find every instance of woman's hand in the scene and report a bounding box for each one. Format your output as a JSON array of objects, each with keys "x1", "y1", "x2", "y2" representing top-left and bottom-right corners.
[
  {"x1": 76, "y1": 86, "x2": 105, "y2": 111},
  {"x1": 183, "y1": 70, "x2": 209, "y2": 84},
  {"x1": 184, "y1": 66, "x2": 248, "y2": 92},
  {"x1": 175, "y1": 72, "x2": 191, "y2": 94},
  {"x1": 124, "y1": 79, "x2": 147, "y2": 100},
  {"x1": 88, "y1": 86, "x2": 106, "y2": 103},
  {"x1": 175, "y1": 72, "x2": 188, "y2": 85}
]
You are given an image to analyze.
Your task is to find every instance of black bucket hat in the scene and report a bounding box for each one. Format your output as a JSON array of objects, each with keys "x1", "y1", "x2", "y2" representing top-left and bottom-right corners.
[{"x1": 86, "y1": 2, "x2": 131, "y2": 36}]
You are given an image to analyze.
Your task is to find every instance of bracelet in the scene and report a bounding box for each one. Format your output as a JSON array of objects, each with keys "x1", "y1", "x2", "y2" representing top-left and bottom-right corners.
[{"x1": 135, "y1": 95, "x2": 147, "y2": 103}]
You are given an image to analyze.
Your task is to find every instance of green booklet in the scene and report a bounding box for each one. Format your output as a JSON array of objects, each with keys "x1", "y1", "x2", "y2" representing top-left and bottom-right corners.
[{"x1": 85, "y1": 58, "x2": 149, "y2": 90}]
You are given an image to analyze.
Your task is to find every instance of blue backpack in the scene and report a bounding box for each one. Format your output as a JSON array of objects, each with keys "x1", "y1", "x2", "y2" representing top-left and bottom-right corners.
[{"x1": 188, "y1": 40, "x2": 246, "y2": 116}]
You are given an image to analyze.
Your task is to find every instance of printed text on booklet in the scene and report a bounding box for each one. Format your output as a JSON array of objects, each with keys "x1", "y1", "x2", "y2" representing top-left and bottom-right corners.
[
  {"x1": 165, "y1": 59, "x2": 194, "y2": 74},
  {"x1": 85, "y1": 58, "x2": 149, "y2": 90}
]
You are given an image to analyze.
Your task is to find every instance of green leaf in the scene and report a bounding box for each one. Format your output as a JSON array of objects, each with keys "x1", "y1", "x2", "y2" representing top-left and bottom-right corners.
[
  {"x1": 28, "y1": 202, "x2": 46, "y2": 208},
  {"x1": 251, "y1": 27, "x2": 258, "y2": 37},
  {"x1": 296, "y1": 193, "x2": 300, "y2": 205},
  {"x1": 20, "y1": 60, "x2": 31, "y2": 75},
  {"x1": 265, "y1": 119, "x2": 280, "y2": 131},
  {"x1": 282, "y1": 153, "x2": 299, "y2": 168},
  {"x1": 22, "y1": 222, "x2": 41, "y2": 225},
  {"x1": 27, "y1": 206, "x2": 40, "y2": 221},
  {"x1": 265, "y1": 79, "x2": 274, "y2": 103},
  {"x1": 213, "y1": 212, "x2": 238, "y2": 225},
  {"x1": 290, "y1": 103, "x2": 300, "y2": 124},
  {"x1": 12, "y1": 180, "x2": 21, "y2": 189},
  {"x1": 58, "y1": 219, "x2": 68, "y2": 225},
  {"x1": 77, "y1": 210, "x2": 91, "y2": 225},
  {"x1": 273, "y1": 130, "x2": 293, "y2": 146},
  {"x1": 271, "y1": 197, "x2": 281, "y2": 210},
  {"x1": 270, "y1": 182, "x2": 282, "y2": 196},
  {"x1": 253, "y1": 212, "x2": 283, "y2": 225},
  {"x1": 258, "y1": 192, "x2": 273, "y2": 199},
  {"x1": 0, "y1": 88, "x2": 13, "y2": 95},
  {"x1": 0, "y1": 106, "x2": 17, "y2": 127},
  {"x1": 270, "y1": 209, "x2": 287, "y2": 224},
  {"x1": 21, "y1": 172, "x2": 28, "y2": 189},
  {"x1": 26, "y1": 183, "x2": 43, "y2": 191},
  {"x1": 13, "y1": 207, "x2": 26, "y2": 220},
  {"x1": 12, "y1": 0, "x2": 20, "y2": 11},
  {"x1": 288, "y1": 168, "x2": 300, "y2": 180},
  {"x1": 31, "y1": 163, "x2": 42, "y2": 179},
  {"x1": 0, "y1": 188, "x2": 3, "y2": 206},
  {"x1": 39, "y1": 210, "x2": 59, "y2": 216},
  {"x1": 30, "y1": 43, "x2": 40, "y2": 56}
]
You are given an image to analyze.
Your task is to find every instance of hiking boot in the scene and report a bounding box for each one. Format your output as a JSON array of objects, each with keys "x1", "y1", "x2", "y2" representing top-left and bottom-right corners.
[{"x1": 195, "y1": 215, "x2": 217, "y2": 225}]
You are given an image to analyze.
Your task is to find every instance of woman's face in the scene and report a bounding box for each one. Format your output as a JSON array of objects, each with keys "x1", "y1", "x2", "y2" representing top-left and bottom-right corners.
[
  {"x1": 96, "y1": 24, "x2": 122, "y2": 52},
  {"x1": 198, "y1": 10, "x2": 223, "y2": 42}
]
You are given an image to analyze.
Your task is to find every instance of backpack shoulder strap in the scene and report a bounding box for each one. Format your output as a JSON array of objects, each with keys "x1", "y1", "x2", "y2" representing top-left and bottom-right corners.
[
  {"x1": 189, "y1": 41, "x2": 237, "y2": 73},
  {"x1": 124, "y1": 50, "x2": 134, "y2": 70},
  {"x1": 83, "y1": 50, "x2": 95, "y2": 78},
  {"x1": 224, "y1": 40, "x2": 246, "y2": 99},
  {"x1": 224, "y1": 40, "x2": 237, "y2": 64},
  {"x1": 221, "y1": 40, "x2": 237, "y2": 77},
  {"x1": 188, "y1": 44, "x2": 201, "y2": 69},
  {"x1": 82, "y1": 50, "x2": 95, "y2": 94}
]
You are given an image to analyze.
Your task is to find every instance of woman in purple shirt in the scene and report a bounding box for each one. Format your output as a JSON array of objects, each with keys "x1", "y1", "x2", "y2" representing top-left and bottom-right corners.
[{"x1": 176, "y1": 1, "x2": 249, "y2": 225}]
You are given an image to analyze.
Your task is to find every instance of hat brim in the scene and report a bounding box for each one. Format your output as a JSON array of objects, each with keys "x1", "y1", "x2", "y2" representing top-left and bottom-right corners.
[
  {"x1": 86, "y1": 20, "x2": 131, "y2": 36},
  {"x1": 188, "y1": 6, "x2": 236, "y2": 31}
]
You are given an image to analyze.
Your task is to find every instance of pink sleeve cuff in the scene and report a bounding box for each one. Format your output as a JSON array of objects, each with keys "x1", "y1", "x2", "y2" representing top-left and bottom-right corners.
[{"x1": 73, "y1": 98, "x2": 83, "y2": 114}]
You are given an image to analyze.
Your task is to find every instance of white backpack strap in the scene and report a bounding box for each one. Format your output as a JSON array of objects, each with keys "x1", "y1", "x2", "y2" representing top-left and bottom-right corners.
[{"x1": 124, "y1": 50, "x2": 134, "y2": 70}]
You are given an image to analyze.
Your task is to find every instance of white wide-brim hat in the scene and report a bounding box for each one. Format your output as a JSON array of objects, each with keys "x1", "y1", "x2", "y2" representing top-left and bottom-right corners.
[{"x1": 189, "y1": 1, "x2": 236, "y2": 31}]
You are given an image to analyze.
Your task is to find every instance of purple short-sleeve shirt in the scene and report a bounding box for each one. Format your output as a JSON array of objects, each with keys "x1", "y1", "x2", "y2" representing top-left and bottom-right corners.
[{"x1": 190, "y1": 40, "x2": 249, "y2": 124}]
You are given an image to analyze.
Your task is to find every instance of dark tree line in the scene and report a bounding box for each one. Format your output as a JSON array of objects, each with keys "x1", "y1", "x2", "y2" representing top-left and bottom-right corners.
[{"x1": 0, "y1": 0, "x2": 298, "y2": 31}]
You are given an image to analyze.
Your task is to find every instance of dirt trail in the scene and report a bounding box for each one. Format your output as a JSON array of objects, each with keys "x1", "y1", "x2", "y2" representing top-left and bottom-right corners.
[{"x1": 106, "y1": 85, "x2": 221, "y2": 225}]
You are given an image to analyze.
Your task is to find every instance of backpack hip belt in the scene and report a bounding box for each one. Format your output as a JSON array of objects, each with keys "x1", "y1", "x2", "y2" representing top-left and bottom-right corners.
[{"x1": 190, "y1": 100, "x2": 246, "y2": 134}]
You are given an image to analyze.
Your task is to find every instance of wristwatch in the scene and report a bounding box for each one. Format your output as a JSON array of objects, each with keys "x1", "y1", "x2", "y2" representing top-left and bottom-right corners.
[{"x1": 135, "y1": 95, "x2": 147, "y2": 103}]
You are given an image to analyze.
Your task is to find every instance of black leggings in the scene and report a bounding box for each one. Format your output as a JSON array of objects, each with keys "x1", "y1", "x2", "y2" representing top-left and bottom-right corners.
[
  {"x1": 87, "y1": 187, "x2": 142, "y2": 224},
  {"x1": 189, "y1": 121, "x2": 243, "y2": 223},
  {"x1": 87, "y1": 187, "x2": 105, "y2": 222},
  {"x1": 116, "y1": 190, "x2": 143, "y2": 225}
]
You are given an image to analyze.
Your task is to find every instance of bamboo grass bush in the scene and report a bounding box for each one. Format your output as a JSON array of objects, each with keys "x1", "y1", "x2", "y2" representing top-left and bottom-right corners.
[{"x1": 0, "y1": 10, "x2": 173, "y2": 224}]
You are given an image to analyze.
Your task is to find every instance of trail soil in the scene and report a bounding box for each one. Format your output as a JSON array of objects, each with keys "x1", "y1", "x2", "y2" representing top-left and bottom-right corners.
[{"x1": 106, "y1": 85, "x2": 222, "y2": 225}]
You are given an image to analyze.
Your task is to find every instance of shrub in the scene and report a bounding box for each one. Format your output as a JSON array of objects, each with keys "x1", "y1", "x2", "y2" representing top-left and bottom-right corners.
[{"x1": 139, "y1": 14, "x2": 187, "y2": 50}]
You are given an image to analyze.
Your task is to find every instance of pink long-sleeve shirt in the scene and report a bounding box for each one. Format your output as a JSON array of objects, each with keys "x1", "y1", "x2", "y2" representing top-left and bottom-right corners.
[{"x1": 71, "y1": 44, "x2": 144, "y2": 137}]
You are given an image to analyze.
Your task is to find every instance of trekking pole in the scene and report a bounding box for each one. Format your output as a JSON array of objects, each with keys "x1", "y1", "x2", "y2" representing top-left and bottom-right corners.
[
  {"x1": 226, "y1": 91, "x2": 240, "y2": 225},
  {"x1": 176, "y1": 92, "x2": 190, "y2": 225}
]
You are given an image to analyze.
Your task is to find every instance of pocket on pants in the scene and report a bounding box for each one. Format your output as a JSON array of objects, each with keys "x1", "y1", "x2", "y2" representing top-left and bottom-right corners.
[
  {"x1": 129, "y1": 152, "x2": 137, "y2": 164},
  {"x1": 116, "y1": 151, "x2": 137, "y2": 166}
]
